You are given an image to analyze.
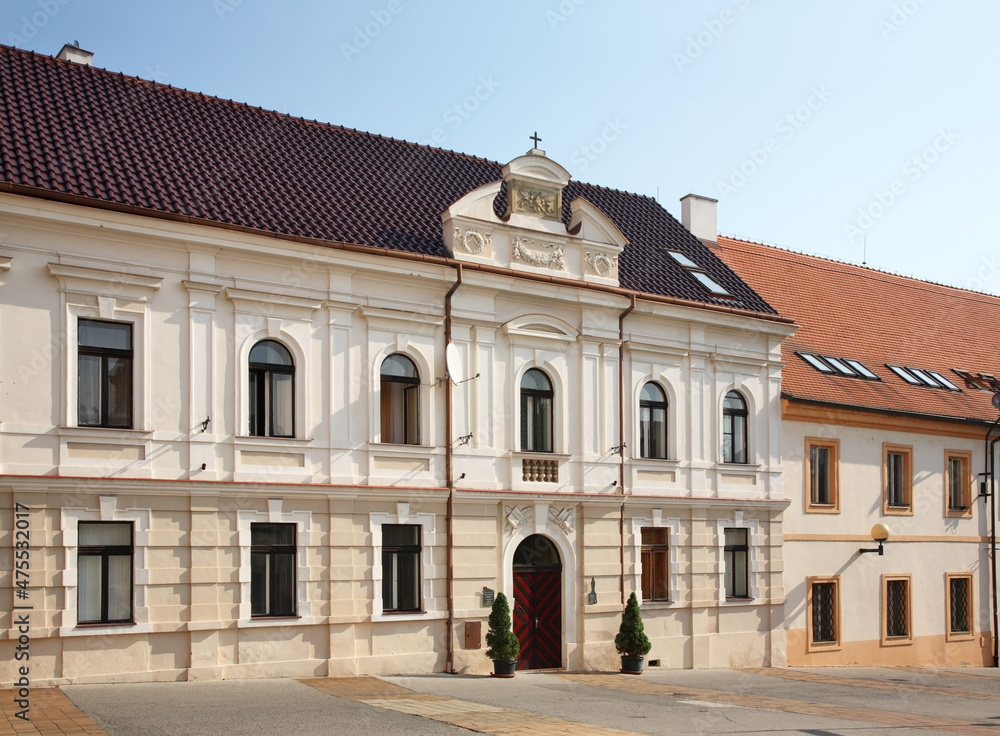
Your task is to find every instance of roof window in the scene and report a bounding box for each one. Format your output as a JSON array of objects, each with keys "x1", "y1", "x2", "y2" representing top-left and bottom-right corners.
[
  {"x1": 796, "y1": 352, "x2": 880, "y2": 380},
  {"x1": 952, "y1": 369, "x2": 1000, "y2": 392},
  {"x1": 886, "y1": 365, "x2": 962, "y2": 391},
  {"x1": 666, "y1": 251, "x2": 731, "y2": 296}
]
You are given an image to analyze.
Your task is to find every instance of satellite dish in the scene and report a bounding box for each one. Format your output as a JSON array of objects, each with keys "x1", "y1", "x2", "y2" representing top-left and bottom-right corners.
[
  {"x1": 993, "y1": 393, "x2": 1000, "y2": 411},
  {"x1": 445, "y1": 343, "x2": 464, "y2": 385}
]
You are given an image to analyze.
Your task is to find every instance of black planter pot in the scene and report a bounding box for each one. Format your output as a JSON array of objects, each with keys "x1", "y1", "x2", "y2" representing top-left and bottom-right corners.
[
  {"x1": 620, "y1": 655, "x2": 644, "y2": 674},
  {"x1": 491, "y1": 660, "x2": 517, "y2": 678}
]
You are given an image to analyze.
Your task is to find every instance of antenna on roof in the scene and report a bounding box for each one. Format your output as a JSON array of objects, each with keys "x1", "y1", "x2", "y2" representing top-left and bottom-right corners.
[{"x1": 862, "y1": 235, "x2": 867, "y2": 266}]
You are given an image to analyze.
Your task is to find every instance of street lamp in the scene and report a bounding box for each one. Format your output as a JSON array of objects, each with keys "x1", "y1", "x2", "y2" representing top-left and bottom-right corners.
[{"x1": 859, "y1": 523, "x2": 891, "y2": 556}]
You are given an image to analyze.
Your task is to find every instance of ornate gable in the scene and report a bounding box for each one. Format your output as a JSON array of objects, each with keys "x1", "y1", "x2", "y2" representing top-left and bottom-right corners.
[{"x1": 442, "y1": 147, "x2": 627, "y2": 286}]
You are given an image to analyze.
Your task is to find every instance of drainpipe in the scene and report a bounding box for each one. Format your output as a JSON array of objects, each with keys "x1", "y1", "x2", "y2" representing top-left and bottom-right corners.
[
  {"x1": 444, "y1": 263, "x2": 463, "y2": 674},
  {"x1": 618, "y1": 294, "x2": 636, "y2": 606},
  {"x1": 987, "y1": 416, "x2": 1000, "y2": 667}
]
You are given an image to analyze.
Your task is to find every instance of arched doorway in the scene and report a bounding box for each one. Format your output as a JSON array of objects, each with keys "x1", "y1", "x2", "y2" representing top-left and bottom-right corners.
[{"x1": 512, "y1": 534, "x2": 562, "y2": 669}]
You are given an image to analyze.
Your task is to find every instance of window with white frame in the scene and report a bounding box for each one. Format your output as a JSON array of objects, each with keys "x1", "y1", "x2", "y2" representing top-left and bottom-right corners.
[
  {"x1": 237, "y1": 504, "x2": 312, "y2": 625},
  {"x1": 370, "y1": 505, "x2": 437, "y2": 621},
  {"x1": 250, "y1": 522, "x2": 296, "y2": 617}
]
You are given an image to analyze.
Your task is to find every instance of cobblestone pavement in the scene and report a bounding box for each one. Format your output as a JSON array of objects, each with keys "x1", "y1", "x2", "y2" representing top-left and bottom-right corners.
[{"x1": 6, "y1": 666, "x2": 996, "y2": 736}]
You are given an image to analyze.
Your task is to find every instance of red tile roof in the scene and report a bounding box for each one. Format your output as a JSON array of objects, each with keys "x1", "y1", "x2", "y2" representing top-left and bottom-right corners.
[
  {"x1": 716, "y1": 235, "x2": 1000, "y2": 423},
  {"x1": 0, "y1": 45, "x2": 775, "y2": 315}
]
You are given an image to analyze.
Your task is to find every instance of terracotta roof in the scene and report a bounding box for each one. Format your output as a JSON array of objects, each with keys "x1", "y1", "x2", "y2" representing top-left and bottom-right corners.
[
  {"x1": 0, "y1": 45, "x2": 775, "y2": 315},
  {"x1": 715, "y1": 235, "x2": 1000, "y2": 423}
]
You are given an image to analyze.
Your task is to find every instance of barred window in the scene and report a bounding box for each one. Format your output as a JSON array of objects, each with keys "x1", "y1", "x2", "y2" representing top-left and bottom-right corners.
[
  {"x1": 885, "y1": 578, "x2": 909, "y2": 639},
  {"x1": 811, "y1": 581, "x2": 837, "y2": 644},
  {"x1": 950, "y1": 576, "x2": 971, "y2": 634}
]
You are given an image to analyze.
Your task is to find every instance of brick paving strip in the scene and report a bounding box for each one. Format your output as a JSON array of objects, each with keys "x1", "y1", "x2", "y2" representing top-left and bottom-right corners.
[
  {"x1": 0, "y1": 688, "x2": 109, "y2": 736},
  {"x1": 557, "y1": 673, "x2": 1000, "y2": 736},
  {"x1": 300, "y1": 677, "x2": 643, "y2": 736},
  {"x1": 740, "y1": 666, "x2": 1000, "y2": 701}
]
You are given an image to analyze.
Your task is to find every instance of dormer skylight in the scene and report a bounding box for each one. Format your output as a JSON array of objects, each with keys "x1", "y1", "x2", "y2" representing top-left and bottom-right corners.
[
  {"x1": 952, "y1": 369, "x2": 1000, "y2": 392},
  {"x1": 666, "y1": 251, "x2": 731, "y2": 296},
  {"x1": 886, "y1": 364, "x2": 963, "y2": 391},
  {"x1": 796, "y1": 352, "x2": 879, "y2": 380}
]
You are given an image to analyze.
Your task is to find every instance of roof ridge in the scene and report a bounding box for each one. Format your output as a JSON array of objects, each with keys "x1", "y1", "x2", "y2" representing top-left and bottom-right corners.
[
  {"x1": 719, "y1": 233, "x2": 1000, "y2": 302},
  {"x1": 3, "y1": 43, "x2": 505, "y2": 170}
]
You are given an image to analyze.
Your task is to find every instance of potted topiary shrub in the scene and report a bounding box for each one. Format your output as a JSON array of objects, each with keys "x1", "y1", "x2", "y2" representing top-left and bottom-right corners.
[
  {"x1": 615, "y1": 592, "x2": 651, "y2": 674},
  {"x1": 485, "y1": 592, "x2": 520, "y2": 677}
]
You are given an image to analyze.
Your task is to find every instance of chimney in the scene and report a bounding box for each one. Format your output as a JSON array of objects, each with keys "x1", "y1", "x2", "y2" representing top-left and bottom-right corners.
[
  {"x1": 56, "y1": 43, "x2": 94, "y2": 66},
  {"x1": 680, "y1": 194, "x2": 718, "y2": 246}
]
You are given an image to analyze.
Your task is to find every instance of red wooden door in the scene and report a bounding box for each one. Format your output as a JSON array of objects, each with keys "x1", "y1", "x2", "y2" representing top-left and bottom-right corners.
[{"x1": 512, "y1": 567, "x2": 562, "y2": 669}]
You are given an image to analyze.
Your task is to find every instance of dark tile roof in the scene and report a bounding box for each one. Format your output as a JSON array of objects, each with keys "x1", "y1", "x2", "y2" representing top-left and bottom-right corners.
[
  {"x1": 0, "y1": 45, "x2": 774, "y2": 314},
  {"x1": 717, "y1": 235, "x2": 1000, "y2": 423}
]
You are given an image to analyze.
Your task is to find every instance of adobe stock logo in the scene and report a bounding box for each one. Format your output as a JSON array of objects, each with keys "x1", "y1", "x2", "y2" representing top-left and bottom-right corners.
[
  {"x1": 340, "y1": 0, "x2": 404, "y2": 63},
  {"x1": 843, "y1": 127, "x2": 960, "y2": 242}
]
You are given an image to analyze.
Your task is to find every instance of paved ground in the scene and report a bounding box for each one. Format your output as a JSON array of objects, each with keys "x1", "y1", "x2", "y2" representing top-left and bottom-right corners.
[{"x1": 2, "y1": 666, "x2": 999, "y2": 736}]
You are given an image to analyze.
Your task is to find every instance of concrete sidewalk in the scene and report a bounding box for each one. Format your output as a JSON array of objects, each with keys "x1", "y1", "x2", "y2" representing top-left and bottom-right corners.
[{"x1": 5, "y1": 666, "x2": 998, "y2": 736}]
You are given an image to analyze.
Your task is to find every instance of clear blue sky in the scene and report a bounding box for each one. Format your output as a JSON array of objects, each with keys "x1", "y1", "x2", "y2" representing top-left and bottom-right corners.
[{"x1": 3, "y1": 1, "x2": 998, "y2": 293}]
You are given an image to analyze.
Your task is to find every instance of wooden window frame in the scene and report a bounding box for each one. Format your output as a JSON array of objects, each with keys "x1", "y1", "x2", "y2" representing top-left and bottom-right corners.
[
  {"x1": 805, "y1": 437, "x2": 840, "y2": 513},
  {"x1": 944, "y1": 450, "x2": 973, "y2": 518},
  {"x1": 882, "y1": 443, "x2": 914, "y2": 515},
  {"x1": 881, "y1": 574, "x2": 912, "y2": 646},
  {"x1": 945, "y1": 573, "x2": 974, "y2": 641},
  {"x1": 806, "y1": 575, "x2": 841, "y2": 652},
  {"x1": 380, "y1": 354, "x2": 421, "y2": 446},
  {"x1": 640, "y1": 527, "x2": 671, "y2": 602}
]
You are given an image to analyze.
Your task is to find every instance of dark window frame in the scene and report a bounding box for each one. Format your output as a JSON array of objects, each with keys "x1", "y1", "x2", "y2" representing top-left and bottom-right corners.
[
  {"x1": 78, "y1": 318, "x2": 133, "y2": 429},
  {"x1": 639, "y1": 382, "x2": 669, "y2": 460},
  {"x1": 722, "y1": 391, "x2": 748, "y2": 464},
  {"x1": 724, "y1": 527, "x2": 750, "y2": 599},
  {"x1": 381, "y1": 524, "x2": 422, "y2": 613},
  {"x1": 250, "y1": 522, "x2": 297, "y2": 618},
  {"x1": 810, "y1": 580, "x2": 838, "y2": 645},
  {"x1": 520, "y1": 368, "x2": 554, "y2": 453},
  {"x1": 884, "y1": 576, "x2": 910, "y2": 641},
  {"x1": 380, "y1": 354, "x2": 420, "y2": 445},
  {"x1": 77, "y1": 521, "x2": 134, "y2": 625},
  {"x1": 248, "y1": 340, "x2": 295, "y2": 438},
  {"x1": 948, "y1": 574, "x2": 973, "y2": 637}
]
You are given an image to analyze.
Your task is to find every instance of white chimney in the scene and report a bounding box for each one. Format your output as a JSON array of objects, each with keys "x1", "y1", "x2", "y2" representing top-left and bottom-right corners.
[
  {"x1": 57, "y1": 43, "x2": 94, "y2": 66},
  {"x1": 680, "y1": 194, "x2": 718, "y2": 245}
]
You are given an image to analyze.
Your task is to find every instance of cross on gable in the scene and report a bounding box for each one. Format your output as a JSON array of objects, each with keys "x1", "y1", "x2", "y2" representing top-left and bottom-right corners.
[{"x1": 530, "y1": 131, "x2": 542, "y2": 148}]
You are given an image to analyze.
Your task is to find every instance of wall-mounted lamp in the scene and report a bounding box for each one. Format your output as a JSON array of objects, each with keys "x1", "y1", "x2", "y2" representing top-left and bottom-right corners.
[
  {"x1": 611, "y1": 480, "x2": 618, "y2": 487},
  {"x1": 859, "y1": 523, "x2": 891, "y2": 556},
  {"x1": 609, "y1": 443, "x2": 626, "y2": 454},
  {"x1": 200, "y1": 416, "x2": 210, "y2": 433},
  {"x1": 458, "y1": 433, "x2": 473, "y2": 446}
]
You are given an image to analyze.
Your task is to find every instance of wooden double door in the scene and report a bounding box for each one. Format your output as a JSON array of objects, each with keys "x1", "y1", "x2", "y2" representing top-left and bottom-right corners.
[{"x1": 512, "y1": 563, "x2": 562, "y2": 670}]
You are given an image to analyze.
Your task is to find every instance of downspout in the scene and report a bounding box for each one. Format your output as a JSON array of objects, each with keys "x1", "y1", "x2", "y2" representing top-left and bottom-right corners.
[
  {"x1": 444, "y1": 263, "x2": 464, "y2": 674},
  {"x1": 987, "y1": 417, "x2": 1000, "y2": 667},
  {"x1": 618, "y1": 294, "x2": 637, "y2": 606}
]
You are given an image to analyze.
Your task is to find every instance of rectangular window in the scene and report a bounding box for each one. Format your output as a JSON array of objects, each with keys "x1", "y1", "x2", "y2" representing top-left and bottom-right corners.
[
  {"x1": 382, "y1": 524, "x2": 421, "y2": 612},
  {"x1": 808, "y1": 577, "x2": 840, "y2": 649},
  {"x1": 250, "y1": 523, "x2": 296, "y2": 617},
  {"x1": 945, "y1": 451, "x2": 972, "y2": 515},
  {"x1": 640, "y1": 527, "x2": 670, "y2": 602},
  {"x1": 724, "y1": 527, "x2": 749, "y2": 599},
  {"x1": 805, "y1": 438, "x2": 840, "y2": 512},
  {"x1": 78, "y1": 319, "x2": 133, "y2": 428},
  {"x1": 78, "y1": 522, "x2": 133, "y2": 624},
  {"x1": 947, "y1": 574, "x2": 973, "y2": 639},
  {"x1": 883, "y1": 444, "x2": 913, "y2": 513},
  {"x1": 882, "y1": 575, "x2": 911, "y2": 644}
]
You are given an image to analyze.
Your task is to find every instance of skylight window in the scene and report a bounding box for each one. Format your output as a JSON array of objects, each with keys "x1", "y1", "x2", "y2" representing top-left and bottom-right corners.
[
  {"x1": 843, "y1": 359, "x2": 879, "y2": 379},
  {"x1": 951, "y1": 369, "x2": 991, "y2": 391},
  {"x1": 906, "y1": 367, "x2": 942, "y2": 388},
  {"x1": 667, "y1": 251, "x2": 732, "y2": 296},
  {"x1": 927, "y1": 371, "x2": 961, "y2": 391},
  {"x1": 798, "y1": 352, "x2": 835, "y2": 373},
  {"x1": 887, "y1": 365, "x2": 922, "y2": 385},
  {"x1": 821, "y1": 356, "x2": 857, "y2": 376}
]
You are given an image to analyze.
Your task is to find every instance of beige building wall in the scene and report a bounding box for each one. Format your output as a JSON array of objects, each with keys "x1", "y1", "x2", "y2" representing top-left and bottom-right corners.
[{"x1": 0, "y1": 179, "x2": 791, "y2": 684}]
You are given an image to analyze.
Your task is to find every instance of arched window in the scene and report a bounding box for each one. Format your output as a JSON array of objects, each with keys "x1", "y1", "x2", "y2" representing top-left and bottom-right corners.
[
  {"x1": 520, "y1": 368, "x2": 553, "y2": 452},
  {"x1": 381, "y1": 354, "x2": 420, "y2": 445},
  {"x1": 249, "y1": 340, "x2": 294, "y2": 437},
  {"x1": 639, "y1": 382, "x2": 668, "y2": 459},
  {"x1": 722, "y1": 390, "x2": 748, "y2": 464}
]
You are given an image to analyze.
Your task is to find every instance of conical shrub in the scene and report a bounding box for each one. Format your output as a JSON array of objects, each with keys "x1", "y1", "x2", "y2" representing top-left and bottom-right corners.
[
  {"x1": 485, "y1": 592, "x2": 520, "y2": 662},
  {"x1": 614, "y1": 592, "x2": 651, "y2": 657}
]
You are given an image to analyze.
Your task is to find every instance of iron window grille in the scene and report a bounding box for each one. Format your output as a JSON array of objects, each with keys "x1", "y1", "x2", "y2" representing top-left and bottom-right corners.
[
  {"x1": 950, "y1": 576, "x2": 971, "y2": 634},
  {"x1": 811, "y1": 581, "x2": 837, "y2": 644},
  {"x1": 885, "y1": 579, "x2": 909, "y2": 638}
]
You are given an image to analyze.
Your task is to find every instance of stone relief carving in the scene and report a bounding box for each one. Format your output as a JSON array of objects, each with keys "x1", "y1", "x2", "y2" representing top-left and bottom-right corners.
[
  {"x1": 512, "y1": 236, "x2": 565, "y2": 271},
  {"x1": 548, "y1": 506, "x2": 575, "y2": 535},
  {"x1": 585, "y1": 251, "x2": 618, "y2": 277},
  {"x1": 454, "y1": 227, "x2": 491, "y2": 255},
  {"x1": 504, "y1": 505, "x2": 533, "y2": 538},
  {"x1": 516, "y1": 188, "x2": 558, "y2": 218}
]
